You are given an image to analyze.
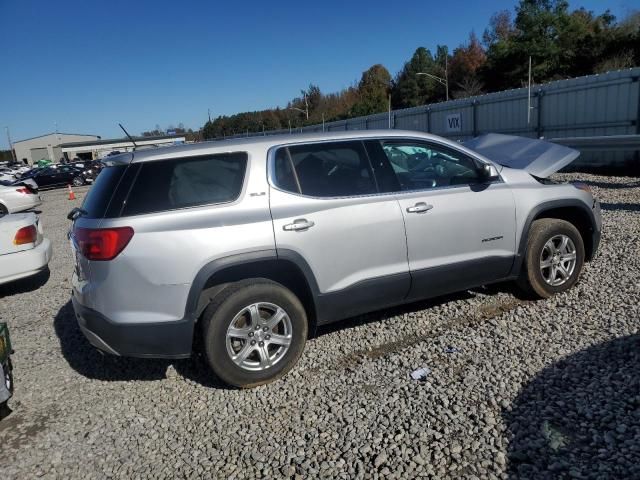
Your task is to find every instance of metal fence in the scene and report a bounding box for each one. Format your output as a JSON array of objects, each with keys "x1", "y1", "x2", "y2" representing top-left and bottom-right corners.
[{"x1": 224, "y1": 67, "x2": 640, "y2": 168}]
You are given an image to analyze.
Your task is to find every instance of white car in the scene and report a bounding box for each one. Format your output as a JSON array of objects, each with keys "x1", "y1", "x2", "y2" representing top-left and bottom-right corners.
[
  {"x1": 0, "y1": 212, "x2": 52, "y2": 285},
  {"x1": 0, "y1": 169, "x2": 15, "y2": 183},
  {"x1": 0, "y1": 182, "x2": 42, "y2": 214}
]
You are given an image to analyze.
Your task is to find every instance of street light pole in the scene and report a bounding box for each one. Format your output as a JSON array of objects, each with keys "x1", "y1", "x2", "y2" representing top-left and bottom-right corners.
[
  {"x1": 417, "y1": 71, "x2": 449, "y2": 101},
  {"x1": 5, "y1": 126, "x2": 17, "y2": 163}
]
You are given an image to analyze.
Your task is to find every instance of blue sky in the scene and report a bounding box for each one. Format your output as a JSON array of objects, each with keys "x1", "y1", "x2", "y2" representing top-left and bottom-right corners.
[{"x1": 0, "y1": 0, "x2": 634, "y2": 148}]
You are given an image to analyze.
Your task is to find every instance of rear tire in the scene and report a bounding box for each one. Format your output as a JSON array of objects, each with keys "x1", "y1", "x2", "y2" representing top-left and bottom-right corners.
[
  {"x1": 201, "y1": 279, "x2": 308, "y2": 388},
  {"x1": 517, "y1": 219, "x2": 585, "y2": 298}
]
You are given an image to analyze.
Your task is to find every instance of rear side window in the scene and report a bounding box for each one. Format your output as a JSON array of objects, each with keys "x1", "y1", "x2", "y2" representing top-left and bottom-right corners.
[
  {"x1": 122, "y1": 152, "x2": 247, "y2": 216},
  {"x1": 81, "y1": 164, "x2": 128, "y2": 218},
  {"x1": 273, "y1": 141, "x2": 376, "y2": 197}
]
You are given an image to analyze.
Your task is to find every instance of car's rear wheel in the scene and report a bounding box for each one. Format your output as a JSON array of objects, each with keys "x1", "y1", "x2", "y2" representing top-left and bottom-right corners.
[
  {"x1": 517, "y1": 219, "x2": 585, "y2": 298},
  {"x1": 201, "y1": 279, "x2": 308, "y2": 388}
]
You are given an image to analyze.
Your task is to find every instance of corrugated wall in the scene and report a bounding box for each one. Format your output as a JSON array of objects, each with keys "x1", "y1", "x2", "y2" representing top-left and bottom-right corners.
[{"x1": 223, "y1": 68, "x2": 640, "y2": 167}]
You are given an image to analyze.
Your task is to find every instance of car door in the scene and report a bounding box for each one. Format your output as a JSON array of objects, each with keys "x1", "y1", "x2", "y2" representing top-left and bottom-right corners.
[
  {"x1": 268, "y1": 140, "x2": 410, "y2": 323},
  {"x1": 371, "y1": 139, "x2": 517, "y2": 301},
  {"x1": 35, "y1": 167, "x2": 57, "y2": 187}
]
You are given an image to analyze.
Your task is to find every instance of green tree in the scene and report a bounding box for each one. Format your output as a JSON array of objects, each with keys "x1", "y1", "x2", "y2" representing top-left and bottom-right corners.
[
  {"x1": 392, "y1": 47, "x2": 440, "y2": 108},
  {"x1": 351, "y1": 64, "x2": 392, "y2": 117}
]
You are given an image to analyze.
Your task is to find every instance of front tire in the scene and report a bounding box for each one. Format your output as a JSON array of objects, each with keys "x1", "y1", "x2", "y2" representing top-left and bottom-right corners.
[
  {"x1": 72, "y1": 176, "x2": 84, "y2": 187},
  {"x1": 517, "y1": 219, "x2": 585, "y2": 298},
  {"x1": 201, "y1": 279, "x2": 308, "y2": 388}
]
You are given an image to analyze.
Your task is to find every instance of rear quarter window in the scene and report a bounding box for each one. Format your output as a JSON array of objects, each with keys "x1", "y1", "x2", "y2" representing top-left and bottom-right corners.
[
  {"x1": 81, "y1": 164, "x2": 128, "y2": 219},
  {"x1": 122, "y1": 152, "x2": 247, "y2": 216}
]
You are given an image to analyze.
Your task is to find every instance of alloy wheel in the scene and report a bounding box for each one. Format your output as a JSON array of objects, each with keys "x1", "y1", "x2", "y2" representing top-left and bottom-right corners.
[
  {"x1": 225, "y1": 302, "x2": 293, "y2": 371},
  {"x1": 539, "y1": 234, "x2": 577, "y2": 287}
]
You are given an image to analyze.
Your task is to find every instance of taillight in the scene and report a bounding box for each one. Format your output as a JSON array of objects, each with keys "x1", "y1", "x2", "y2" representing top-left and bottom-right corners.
[
  {"x1": 74, "y1": 227, "x2": 134, "y2": 261},
  {"x1": 14, "y1": 225, "x2": 37, "y2": 245},
  {"x1": 15, "y1": 187, "x2": 31, "y2": 194}
]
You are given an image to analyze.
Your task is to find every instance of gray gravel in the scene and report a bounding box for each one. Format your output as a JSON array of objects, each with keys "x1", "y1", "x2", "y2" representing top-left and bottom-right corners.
[{"x1": 0, "y1": 173, "x2": 638, "y2": 479}]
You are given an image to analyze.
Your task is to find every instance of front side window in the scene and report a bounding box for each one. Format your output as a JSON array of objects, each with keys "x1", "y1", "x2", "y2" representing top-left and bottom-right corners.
[
  {"x1": 273, "y1": 141, "x2": 376, "y2": 197},
  {"x1": 382, "y1": 141, "x2": 481, "y2": 191},
  {"x1": 122, "y1": 152, "x2": 247, "y2": 216}
]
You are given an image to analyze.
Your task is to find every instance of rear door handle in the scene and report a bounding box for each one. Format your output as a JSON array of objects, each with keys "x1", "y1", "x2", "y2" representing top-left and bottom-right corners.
[
  {"x1": 283, "y1": 219, "x2": 315, "y2": 231},
  {"x1": 406, "y1": 202, "x2": 433, "y2": 213}
]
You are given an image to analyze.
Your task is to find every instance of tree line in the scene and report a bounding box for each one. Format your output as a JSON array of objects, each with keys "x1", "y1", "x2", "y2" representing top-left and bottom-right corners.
[{"x1": 173, "y1": 0, "x2": 640, "y2": 139}]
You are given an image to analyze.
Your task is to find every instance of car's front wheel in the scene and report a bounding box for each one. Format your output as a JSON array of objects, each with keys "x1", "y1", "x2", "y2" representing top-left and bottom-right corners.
[
  {"x1": 517, "y1": 218, "x2": 585, "y2": 298},
  {"x1": 72, "y1": 176, "x2": 84, "y2": 187},
  {"x1": 201, "y1": 279, "x2": 308, "y2": 388}
]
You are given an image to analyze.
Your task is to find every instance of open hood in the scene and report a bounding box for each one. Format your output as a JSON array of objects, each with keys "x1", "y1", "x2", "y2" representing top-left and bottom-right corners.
[{"x1": 463, "y1": 133, "x2": 579, "y2": 178}]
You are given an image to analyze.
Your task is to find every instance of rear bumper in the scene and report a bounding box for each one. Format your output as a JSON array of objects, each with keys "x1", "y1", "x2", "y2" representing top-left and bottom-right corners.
[
  {"x1": 71, "y1": 296, "x2": 193, "y2": 359},
  {"x1": 0, "y1": 238, "x2": 52, "y2": 285}
]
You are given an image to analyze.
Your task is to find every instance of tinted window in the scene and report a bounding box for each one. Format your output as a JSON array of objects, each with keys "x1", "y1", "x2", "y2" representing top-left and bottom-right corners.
[
  {"x1": 81, "y1": 165, "x2": 128, "y2": 218},
  {"x1": 274, "y1": 141, "x2": 376, "y2": 197},
  {"x1": 381, "y1": 141, "x2": 480, "y2": 191},
  {"x1": 122, "y1": 153, "x2": 247, "y2": 216}
]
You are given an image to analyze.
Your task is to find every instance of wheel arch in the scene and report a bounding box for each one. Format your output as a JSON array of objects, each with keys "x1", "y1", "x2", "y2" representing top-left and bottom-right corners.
[
  {"x1": 512, "y1": 199, "x2": 598, "y2": 276},
  {"x1": 186, "y1": 250, "x2": 319, "y2": 336}
]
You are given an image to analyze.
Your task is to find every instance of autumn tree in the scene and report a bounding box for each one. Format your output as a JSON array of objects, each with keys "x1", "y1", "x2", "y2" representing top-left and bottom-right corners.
[{"x1": 450, "y1": 32, "x2": 486, "y2": 98}]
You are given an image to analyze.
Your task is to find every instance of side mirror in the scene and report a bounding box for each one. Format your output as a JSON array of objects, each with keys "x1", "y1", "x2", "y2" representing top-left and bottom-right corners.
[{"x1": 477, "y1": 163, "x2": 499, "y2": 182}]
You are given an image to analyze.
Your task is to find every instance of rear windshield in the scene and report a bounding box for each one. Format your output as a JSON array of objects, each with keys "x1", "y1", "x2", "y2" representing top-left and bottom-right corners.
[
  {"x1": 81, "y1": 165, "x2": 128, "y2": 218},
  {"x1": 122, "y1": 152, "x2": 247, "y2": 216}
]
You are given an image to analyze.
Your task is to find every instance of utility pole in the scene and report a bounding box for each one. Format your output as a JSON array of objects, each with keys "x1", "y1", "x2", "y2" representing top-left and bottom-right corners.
[
  {"x1": 445, "y1": 54, "x2": 449, "y2": 101},
  {"x1": 322, "y1": 113, "x2": 325, "y2": 132},
  {"x1": 527, "y1": 56, "x2": 532, "y2": 125},
  {"x1": 388, "y1": 93, "x2": 392, "y2": 129},
  {"x1": 5, "y1": 126, "x2": 17, "y2": 163}
]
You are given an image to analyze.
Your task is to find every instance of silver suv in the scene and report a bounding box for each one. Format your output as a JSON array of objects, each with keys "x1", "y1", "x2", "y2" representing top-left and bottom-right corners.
[{"x1": 69, "y1": 131, "x2": 601, "y2": 387}]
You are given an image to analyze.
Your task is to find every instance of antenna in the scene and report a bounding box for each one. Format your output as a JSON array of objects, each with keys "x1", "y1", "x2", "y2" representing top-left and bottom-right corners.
[{"x1": 118, "y1": 123, "x2": 138, "y2": 150}]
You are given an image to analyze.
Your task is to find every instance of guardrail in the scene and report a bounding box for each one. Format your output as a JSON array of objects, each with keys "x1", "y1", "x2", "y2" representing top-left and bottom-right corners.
[{"x1": 550, "y1": 135, "x2": 640, "y2": 152}]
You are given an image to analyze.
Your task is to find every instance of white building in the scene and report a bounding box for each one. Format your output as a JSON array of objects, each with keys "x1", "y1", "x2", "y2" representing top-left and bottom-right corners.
[
  {"x1": 13, "y1": 133, "x2": 100, "y2": 165},
  {"x1": 60, "y1": 135, "x2": 186, "y2": 160}
]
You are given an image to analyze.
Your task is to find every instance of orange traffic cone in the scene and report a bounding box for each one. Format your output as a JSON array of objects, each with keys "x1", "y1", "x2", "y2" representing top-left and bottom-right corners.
[{"x1": 68, "y1": 184, "x2": 76, "y2": 201}]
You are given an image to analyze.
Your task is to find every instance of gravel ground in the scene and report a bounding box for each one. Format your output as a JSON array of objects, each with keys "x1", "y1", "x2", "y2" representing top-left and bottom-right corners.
[{"x1": 0, "y1": 173, "x2": 638, "y2": 479}]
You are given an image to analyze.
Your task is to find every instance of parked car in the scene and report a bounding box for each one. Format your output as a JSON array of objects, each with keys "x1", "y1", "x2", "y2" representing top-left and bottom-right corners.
[
  {"x1": 68, "y1": 131, "x2": 601, "y2": 387},
  {"x1": 0, "y1": 322, "x2": 13, "y2": 414},
  {"x1": 0, "y1": 168, "x2": 15, "y2": 183},
  {"x1": 20, "y1": 164, "x2": 84, "y2": 189},
  {"x1": 75, "y1": 161, "x2": 104, "y2": 185},
  {"x1": 0, "y1": 211, "x2": 52, "y2": 285},
  {"x1": 0, "y1": 181, "x2": 42, "y2": 214}
]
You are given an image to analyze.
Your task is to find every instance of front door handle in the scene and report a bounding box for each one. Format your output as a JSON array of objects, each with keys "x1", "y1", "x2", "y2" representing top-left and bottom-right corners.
[
  {"x1": 283, "y1": 219, "x2": 315, "y2": 231},
  {"x1": 406, "y1": 202, "x2": 433, "y2": 214}
]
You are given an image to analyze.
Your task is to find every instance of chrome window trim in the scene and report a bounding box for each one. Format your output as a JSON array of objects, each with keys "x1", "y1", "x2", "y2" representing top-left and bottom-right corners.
[{"x1": 266, "y1": 136, "x2": 504, "y2": 200}]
